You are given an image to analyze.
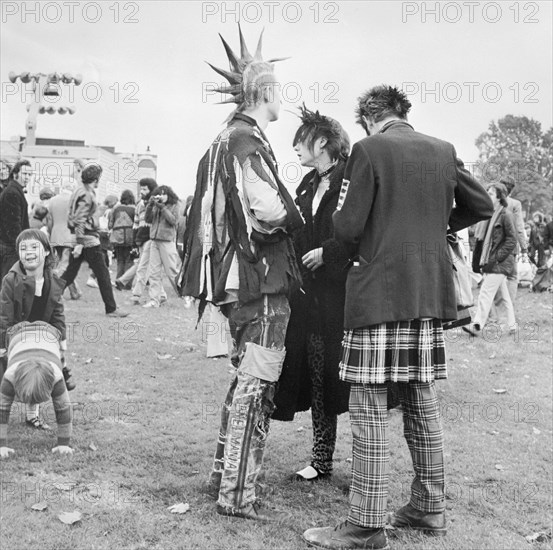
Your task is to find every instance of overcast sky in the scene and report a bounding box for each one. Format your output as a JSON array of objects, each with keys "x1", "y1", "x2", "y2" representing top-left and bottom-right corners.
[{"x1": 2, "y1": 1, "x2": 552, "y2": 197}]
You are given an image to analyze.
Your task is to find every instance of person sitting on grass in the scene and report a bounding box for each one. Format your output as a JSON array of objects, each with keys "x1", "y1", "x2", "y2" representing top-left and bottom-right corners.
[
  {"x1": 0, "y1": 321, "x2": 73, "y2": 459},
  {"x1": 0, "y1": 229, "x2": 75, "y2": 430}
]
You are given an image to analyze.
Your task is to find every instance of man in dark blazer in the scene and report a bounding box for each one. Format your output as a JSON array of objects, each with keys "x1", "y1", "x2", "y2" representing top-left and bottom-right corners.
[
  {"x1": 303, "y1": 86, "x2": 493, "y2": 550},
  {"x1": 0, "y1": 160, "x2": 32, "y2": 288}
]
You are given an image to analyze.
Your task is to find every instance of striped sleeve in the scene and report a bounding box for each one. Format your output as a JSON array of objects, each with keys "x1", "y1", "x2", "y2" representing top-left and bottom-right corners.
[
  {"x1": 51, "y1": 380, "x2": 72, "y2": 446},
  {"x1": 0, "y1": 378, "x2": 15, "y2": 447}
]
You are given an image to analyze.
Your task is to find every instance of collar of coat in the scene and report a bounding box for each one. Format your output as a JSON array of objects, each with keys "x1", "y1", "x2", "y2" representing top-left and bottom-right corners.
[
  {"x1": 296, "y1": 158, "x2": 347, "y2": 198},
  {"x1": 229, "y1": 112, "x2": 278, "y2": 166},
  {"x1": 379, "y1": 119, "x2": 414, "y2": 134},
  {"x1": 5, "y1": 179, "x2": 27, "y2": 197},
  {"x1": 9, "y1": 261, "x2": 64, "y2": 290}
]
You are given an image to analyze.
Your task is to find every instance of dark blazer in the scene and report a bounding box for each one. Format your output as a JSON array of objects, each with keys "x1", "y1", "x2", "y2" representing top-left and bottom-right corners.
[
  {"x1": 0, "y1": 262, "x2": 66, "y2": 348},
  {"x1": 0, "y1": 180, "x2": 29, "y2": 246},
  {"x1": 333, "y1": 120, "x2": 494, "y2": 329},
  {"x1": 482, "y1": 208, "x2": 517, "y2": 276},
  {"x1": 274, "y1": 161, "x2": 350, "y2": 420}
]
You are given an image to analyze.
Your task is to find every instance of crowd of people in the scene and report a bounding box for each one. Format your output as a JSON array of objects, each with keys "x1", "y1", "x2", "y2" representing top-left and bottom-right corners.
[{"x1": 0, "y1": 27, "x2": 552, "y2": 550}]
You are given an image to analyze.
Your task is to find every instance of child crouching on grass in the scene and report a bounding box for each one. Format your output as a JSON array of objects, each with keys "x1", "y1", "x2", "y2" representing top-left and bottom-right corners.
[
  {"x1": 0, "y1": 321, "x2": 73, "y2": 458},
  {"x1": 0, "y1": 229, "x2": 75, "y2": 430}
]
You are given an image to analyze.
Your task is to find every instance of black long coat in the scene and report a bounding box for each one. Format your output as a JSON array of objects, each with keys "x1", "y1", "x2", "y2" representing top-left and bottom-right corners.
[{"x1": 273, "y1": 160, "x2": 351, "y2": 420}]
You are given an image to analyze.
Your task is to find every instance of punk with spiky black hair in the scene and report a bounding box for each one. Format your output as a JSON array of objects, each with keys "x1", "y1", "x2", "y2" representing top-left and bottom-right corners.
[
  {"x1": 177, "y1": 26, "x2": 303, "y2": 522},
  {"x1": 272, "y1": 105, "x2": 353, "y2": 482},
  {"x1": 355, "y1": 84, "x2": 412, "y2": 135},
  {"x1": 303, "y1": 83, "x2": 494, "y2": 548}
]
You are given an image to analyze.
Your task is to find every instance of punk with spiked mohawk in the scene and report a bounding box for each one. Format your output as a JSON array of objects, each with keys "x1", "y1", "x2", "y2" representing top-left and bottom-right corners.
[
  {"x1": 355, "y1": 85, "x2": 412, "y2": 134},
  {"x1": 177, "y1": 25, "x2": 305, "y2": 516},
  {"x1": 208, "y1": 25, "x2": 287, "y2": 114},
  {"x1": 293, "y1": 104, "x2": 350, "y2": 162}
]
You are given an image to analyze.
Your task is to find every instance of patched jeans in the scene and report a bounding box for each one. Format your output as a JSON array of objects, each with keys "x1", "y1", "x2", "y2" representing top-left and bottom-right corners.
[{"x1": 210, "y1": 294, "x2": 290, "y2": 511}]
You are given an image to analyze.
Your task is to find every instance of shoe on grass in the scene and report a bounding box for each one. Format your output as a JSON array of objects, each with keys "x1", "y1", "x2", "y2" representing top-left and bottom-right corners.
[
  {"x1": 293, "y1": 465, "x2": 331, "y2": 482},
  {"x1": 387, "y1": 503, "x2": 446, "y2": 536},
  {"x1": 26, "y1": 416, "x2": 52, "y2": 430},
  {"x1": 303, "y1": 520, "x2": 389, "y2": 549},
  {"x1": 216, "y1": 501, "x2": 289, "y2": 523},
  {"x1": 106, "y1": 309, "x2": 129, "y2": 318},
  {"x1": 86, "y1": 277, "x2": 99, "y2": 288}
]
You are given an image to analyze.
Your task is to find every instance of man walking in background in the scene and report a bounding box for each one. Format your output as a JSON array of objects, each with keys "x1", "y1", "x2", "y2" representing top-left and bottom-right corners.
[
  {"x1": 60, "y1": 164, "x2": 128, "y2": 318},
  {"x1": 46, "y1": 182, "x2": 82, "y2": 300}
]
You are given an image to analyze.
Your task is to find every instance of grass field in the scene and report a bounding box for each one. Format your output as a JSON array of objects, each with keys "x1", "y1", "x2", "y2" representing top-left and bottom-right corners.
[{"x1": 0, "y1": 271, "x2": 552, "y2": 550}]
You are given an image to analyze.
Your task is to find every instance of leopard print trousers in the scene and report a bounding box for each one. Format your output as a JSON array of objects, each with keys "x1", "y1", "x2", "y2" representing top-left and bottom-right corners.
[{"x1": 308, "y1": 333, "x2": 337, "y2": 475}]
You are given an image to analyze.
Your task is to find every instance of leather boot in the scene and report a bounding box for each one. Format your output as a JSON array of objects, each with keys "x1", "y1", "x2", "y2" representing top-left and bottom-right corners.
[{"x1": 388, "y1": 503, "x2": 446, "y2": 536}]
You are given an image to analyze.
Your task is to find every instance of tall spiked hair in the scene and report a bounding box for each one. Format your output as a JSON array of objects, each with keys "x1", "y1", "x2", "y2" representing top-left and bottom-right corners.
[{"x1": 208, "y1": 25, "x2": 287, "y2": 110}]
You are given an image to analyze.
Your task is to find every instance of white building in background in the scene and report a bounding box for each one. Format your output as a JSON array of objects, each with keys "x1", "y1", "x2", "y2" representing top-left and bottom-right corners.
[{"x1": 1, "y1": 136, "x2": 157, "y2": 204}]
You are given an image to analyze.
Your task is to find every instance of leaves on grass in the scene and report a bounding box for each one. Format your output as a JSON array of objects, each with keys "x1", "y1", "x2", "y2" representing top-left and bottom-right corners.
[
  {"x1": 493, "y1": 388, "x2": 507, "y2": 394},
  {"x1": 84, "y1": 358, "x2": 92, "y2": 364},
  {"x1": 168, "y1": 502, "x2": 190, "y2": 514},
  {"x1": 533, "y1": 427, "x2": 541, "y2": 435},
  {"x1": 58, "y1": 511, "x2": 82, "y2": 524},
  {"x1": 488, "y1": 352, "x2": 497, "y2": 359},
  {"x1": 495, "y1": 464, "x2": 504, "y2": 471},
  {"x1": 31, "y1": 502, "x2": 48, "y2": 511},
  {"x1": 525, "y1": 531, "x2": 552, "y2": 543},
  {"x1": 89, "y1": 443, "x2": 97, "y2": 451}
]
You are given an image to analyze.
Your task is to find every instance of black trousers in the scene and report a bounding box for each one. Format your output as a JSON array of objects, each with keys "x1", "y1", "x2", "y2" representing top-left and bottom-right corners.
[
  {"x1": 61, "y1": 245, "x2": 117, "y2": 313},
  {"x1": 114, "y1": 245, "x2": 133, "y2": 282}
]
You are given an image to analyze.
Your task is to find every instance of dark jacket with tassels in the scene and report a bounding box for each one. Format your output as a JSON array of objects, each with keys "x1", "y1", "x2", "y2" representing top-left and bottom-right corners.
[
  {"x1": 177, "y1": 113, "x2": 303, "y2": 307},
  {"x1": 273, "y1": 160, "x2": 351, "y2": 420}
]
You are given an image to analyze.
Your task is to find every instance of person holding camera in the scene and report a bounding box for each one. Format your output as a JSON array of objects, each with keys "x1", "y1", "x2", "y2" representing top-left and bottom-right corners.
[{"x1": 142, "y1": 185, "x2": 180, "y2": 308}]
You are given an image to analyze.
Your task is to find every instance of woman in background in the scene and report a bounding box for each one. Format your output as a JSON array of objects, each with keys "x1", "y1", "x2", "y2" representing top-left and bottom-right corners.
[{"x1": 109, "y1": 189, "x2": 136, "y2": 288}]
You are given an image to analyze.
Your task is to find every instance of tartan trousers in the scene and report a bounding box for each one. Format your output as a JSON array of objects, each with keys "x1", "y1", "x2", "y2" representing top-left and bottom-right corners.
[
  {"x1": 210, "y1": 294, "x2": 290, "y2": 511},
  {"x1": 348, "y1": 382, "x2": 445, "y2": 528}
]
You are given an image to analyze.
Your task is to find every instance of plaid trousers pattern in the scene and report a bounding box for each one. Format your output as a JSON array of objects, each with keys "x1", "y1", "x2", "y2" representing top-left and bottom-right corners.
[{"x1": 348, "y1": 382, "x2": 445, "y2": 528}]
